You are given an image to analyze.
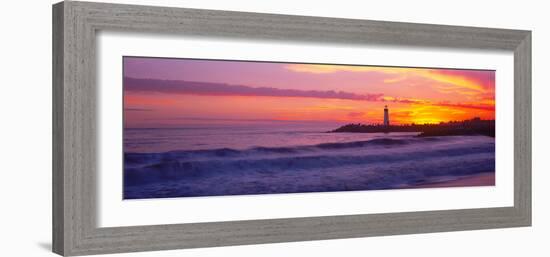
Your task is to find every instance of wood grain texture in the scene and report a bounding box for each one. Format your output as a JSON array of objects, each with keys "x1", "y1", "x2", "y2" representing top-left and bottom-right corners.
[
  {"x1": 52, "y1": 2, "x2": 65, "y2": 254},
  {"x1": 52, "y1": 1, "x2": 532, "y2": 256},
  {"x1": 514, "y1": 32, "x2": 532, "y2": 223}
]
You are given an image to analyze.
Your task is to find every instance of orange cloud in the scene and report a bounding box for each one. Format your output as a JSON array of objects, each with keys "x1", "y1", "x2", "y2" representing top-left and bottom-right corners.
[
  {"x1": 381, "y1": 96, "x2": 428, "y2": 104},
  {"x1": 285, "y1": 64, "x2": 415, "y2": 74},
  {"x1": 285, "y1": 64, "x2": 494, "y2": 96}
]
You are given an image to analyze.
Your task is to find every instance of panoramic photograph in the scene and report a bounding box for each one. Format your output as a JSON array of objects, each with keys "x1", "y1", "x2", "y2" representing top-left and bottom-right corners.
[{"x1": 123, "y1": 56, "x2": 496, "y2": 200}]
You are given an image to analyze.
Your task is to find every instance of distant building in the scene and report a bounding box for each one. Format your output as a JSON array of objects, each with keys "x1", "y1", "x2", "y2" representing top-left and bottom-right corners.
[{"x1": 383, "y1": 105, "x2": 390, "y2": 126}]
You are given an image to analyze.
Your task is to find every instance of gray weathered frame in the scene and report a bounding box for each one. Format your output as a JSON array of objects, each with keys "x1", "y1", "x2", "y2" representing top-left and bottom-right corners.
[{"x1": 52, "y1": 1, "x2": 531, "y2": 256}]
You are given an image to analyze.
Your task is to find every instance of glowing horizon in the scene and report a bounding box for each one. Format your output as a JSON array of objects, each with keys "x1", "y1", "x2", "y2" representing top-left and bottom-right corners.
[{"x1": 124, "y1": 57, "x2": 495, "y2": 128}]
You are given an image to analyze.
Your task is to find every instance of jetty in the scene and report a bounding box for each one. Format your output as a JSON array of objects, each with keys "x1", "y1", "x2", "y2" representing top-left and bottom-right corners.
[{"x1": 330, "y1": 106, "x2": 495, "y2": 137}]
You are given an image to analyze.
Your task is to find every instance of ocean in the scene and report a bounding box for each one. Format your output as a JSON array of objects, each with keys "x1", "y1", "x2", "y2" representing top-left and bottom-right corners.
[{"x1": 123, "y1": 123, "x2": 495, "y2": 199}]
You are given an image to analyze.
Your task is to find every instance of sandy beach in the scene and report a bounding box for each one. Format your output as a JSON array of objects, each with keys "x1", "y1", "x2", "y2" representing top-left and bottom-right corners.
[{"x1": 407, "y1": 172, "x2": 495, "y2": 189}]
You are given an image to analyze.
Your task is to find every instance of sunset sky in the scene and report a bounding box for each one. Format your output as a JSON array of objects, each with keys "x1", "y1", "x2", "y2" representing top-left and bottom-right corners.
[{"x1": 123, "y1": 57, "x2": 495, "y2": 128}]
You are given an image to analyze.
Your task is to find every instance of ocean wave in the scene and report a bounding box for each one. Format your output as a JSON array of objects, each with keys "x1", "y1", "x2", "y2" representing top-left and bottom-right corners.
[
  {"x1": 124, "y1": 149, "x2": 495, "y2": 198},
  {"x1": 123, "y1": 135, "x2": 496, "y2": 199},
  {"x1": 124, "y1": 141, "x2": 494, "y2": 187},
  {"x1": 124, "y1": 137, "x2": 443, "y2": 165}
]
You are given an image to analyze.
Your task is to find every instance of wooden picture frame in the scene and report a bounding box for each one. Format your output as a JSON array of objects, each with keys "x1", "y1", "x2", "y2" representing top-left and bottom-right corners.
[{"x1": 52, "y1": 1, "x2": 531, "y2": 256}]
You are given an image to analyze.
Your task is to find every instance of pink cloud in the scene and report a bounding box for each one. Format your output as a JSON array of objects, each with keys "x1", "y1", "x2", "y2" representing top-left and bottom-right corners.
[{"x1": 125, "y1": 77, "x2": 384, "y2": 101}]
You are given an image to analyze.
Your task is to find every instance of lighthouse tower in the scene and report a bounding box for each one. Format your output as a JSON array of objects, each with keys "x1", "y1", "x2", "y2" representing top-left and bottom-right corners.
[{"x1": 383, "y1": 105, "x2": 390, "y2": 127}]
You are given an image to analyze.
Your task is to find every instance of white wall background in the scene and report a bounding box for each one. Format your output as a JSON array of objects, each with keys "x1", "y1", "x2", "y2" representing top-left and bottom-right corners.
[{"x1": 0, "y1": 0, "x2": 547, "y2": 256}]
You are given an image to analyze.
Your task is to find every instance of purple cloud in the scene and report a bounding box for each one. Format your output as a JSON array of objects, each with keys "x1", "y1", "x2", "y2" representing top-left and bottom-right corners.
[{"x1": 124, "y1": 77, "x2": 383, "y2": 101}]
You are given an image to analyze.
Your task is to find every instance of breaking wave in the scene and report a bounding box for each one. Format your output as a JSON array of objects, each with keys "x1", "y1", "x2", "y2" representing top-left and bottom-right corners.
[{"x1": 124, "y1": 136, "x2": 495, "y2": 198}]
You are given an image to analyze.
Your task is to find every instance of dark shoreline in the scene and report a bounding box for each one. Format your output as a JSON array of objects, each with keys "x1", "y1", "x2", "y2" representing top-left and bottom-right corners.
[{"x1": 330, "y1": 118, "x2": 495, "y2": 137}]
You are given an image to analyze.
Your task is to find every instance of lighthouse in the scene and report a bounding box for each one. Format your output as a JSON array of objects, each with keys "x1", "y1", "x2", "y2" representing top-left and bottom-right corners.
[{"x1": 383, "y1": 105, "x2": 390, "y2": 127}]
